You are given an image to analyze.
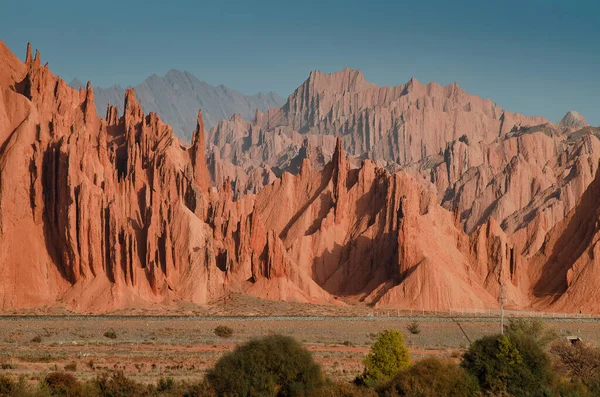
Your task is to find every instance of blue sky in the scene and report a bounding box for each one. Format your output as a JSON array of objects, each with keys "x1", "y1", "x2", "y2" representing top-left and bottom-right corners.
[{"x1": 1, "y1": 0, "x2": 599, "y2": 124}]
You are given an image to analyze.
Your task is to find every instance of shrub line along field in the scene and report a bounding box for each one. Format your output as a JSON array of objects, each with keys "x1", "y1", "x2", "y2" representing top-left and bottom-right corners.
[{"x1": 0, "y1": 316, "x2": 598, "y2": 385}]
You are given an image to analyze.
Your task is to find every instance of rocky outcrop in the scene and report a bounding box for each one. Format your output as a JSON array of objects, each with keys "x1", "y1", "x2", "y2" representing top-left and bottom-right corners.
[
  {"x1": 2, "y1": 41, "x2": 600, "y2": 314},
  {"x1": 207, "y1": 69, "x2": 599, "y2": 263},
  {"x1": 559, "y1": 110, "x2": 588, "y2": 129},
  {"x1": 0, "y1": 41, "x2": 312, "y2": 311},
  {"x1": 528, "y1": 161, "x2": 600, "y2": 313}
]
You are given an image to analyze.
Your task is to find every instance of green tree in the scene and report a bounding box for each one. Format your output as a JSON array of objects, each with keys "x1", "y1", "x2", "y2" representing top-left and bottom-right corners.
[
  {"x1": 361, "y1": 329, "x2": 411, "y2": 387},
  {"x1": 380, "y1": 357, "x2": 479, "y2": 397},
  {"x1": 462, "y1": 333, "x2": 553, "y2": 396},
  {"x1": 206, "y1": 334, "x2": 324, "y2": 397}
]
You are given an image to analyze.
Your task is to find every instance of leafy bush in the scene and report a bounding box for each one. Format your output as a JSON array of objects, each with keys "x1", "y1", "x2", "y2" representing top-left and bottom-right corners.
[
  {"x1": 505, "y1": 318, "x2": 556, "y2": 347},
  {"x1": 214, "y1": 325, "x2": 234, "y2": 339},
  {"x1": 44, "y1": 372, "x2": 83, "y2": 397},
  {"x1": 31, "y1": 335, "x2": 42, "y2": 343},
  {"x1": 103, "y1": 330, "x2": 117, "y2": 339},
  {"x1": 206, "y1": 334, "x2": 324, "y2": 396},
  {"x1": 308, "y1": 381, "x2": 377, "y2": 397},
  {"x1": 407, "y1": 321, "x2": 421, "y2": 335},
  {"x1": 359, "y1": 329, "x2": 411, "y2": 387},
  {"x1": 380, "y1": 357, "x2": 479, "y2": 397},
  {"x1": 551, "y1": 378, "x2": 591, "y2": 397},
  {"x1": 462, "y1": 333, "x2": 553, "y2": 396}
]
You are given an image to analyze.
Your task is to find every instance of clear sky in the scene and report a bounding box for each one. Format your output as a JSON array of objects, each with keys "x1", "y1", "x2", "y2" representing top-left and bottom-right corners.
[{"x1": 1, "y1": 0, "x2": 599, "y2": 125}]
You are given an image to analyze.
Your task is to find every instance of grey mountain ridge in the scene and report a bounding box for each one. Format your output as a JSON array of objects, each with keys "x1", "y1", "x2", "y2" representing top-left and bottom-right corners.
[{"x1": 70, "y1": 70, "x2": 284, "y2": 142}]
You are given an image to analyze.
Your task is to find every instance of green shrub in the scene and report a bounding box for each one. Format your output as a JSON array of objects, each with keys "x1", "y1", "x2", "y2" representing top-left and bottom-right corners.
[
  {"x1": 103, "y1": 330, "x2": 117, "y2": 339},
  {"x1": 552, "y1": 378, "x2": 591, "y2": 397},
  {"x1": 407, "y1": 321, "x2": 421, "y2": 335},
  {"x1": 380, "y1": 357, "x2": 479, "y2": 397},
  {"x1": 214, "y1": 325, "x2": 234, "y2": 339},
  {"x1": 206, "y1": 334, "x2": 324, "y2": 396},
  {"x1": 505, "y1": 318, "x2": 556, "y2": 347},
  {"x1": 44, "y1": 372, "x2": 83, "y2": 397},
  {"x1": 462, "y1": 333, "x2": 553, "y2": 396},
  {"x1": 308, "y1": 381, "x2": 377, "y2": 397},
  {"x1": 360, "y1": 329, "x2": 411, "y2": 387}
]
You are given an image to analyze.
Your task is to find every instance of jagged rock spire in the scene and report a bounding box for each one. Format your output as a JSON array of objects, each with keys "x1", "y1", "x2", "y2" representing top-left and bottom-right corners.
[
  {"x1": 192, "y1": 109, "x2": 211, "y2": 192},
  {"x1": 25, "y1": 43, "x2": 32, "y2": 65},
  {"x1": 83, "y1": 81, "x2": 96, "y2": 124},
  {"x1": 33, "y1": 49, "x2": 41, "y2": 67},
  {"x1": 331, "y1": 137, "x2": 348, "y2": 223}
]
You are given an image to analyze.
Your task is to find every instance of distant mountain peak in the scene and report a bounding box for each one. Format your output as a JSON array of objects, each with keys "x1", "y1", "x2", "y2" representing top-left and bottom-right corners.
[
  {"x1": 304, "y1": 68, "x2": 376, "y2": 95},
  {"x1": 69, "y1": 78, "x2": 85, "y2": 90},
  {"x1": 68, "y1": 71, "x2": 284, "y2": 142},
  {"x1": 559, "y1": 110, "x2": 588, "y2": 128}
]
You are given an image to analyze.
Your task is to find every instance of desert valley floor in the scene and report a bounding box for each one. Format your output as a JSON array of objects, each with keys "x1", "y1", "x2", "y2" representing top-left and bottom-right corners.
[{"x1": 1, "y1": 296, "x2": 599, "y2": 385}]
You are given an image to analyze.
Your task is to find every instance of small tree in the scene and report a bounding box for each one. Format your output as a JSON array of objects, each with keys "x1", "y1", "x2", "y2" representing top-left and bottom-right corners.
[
  {"x1": 360, "y1": 329, "x2": 411, "y2": 387},
  {"x1": 462, "y1": 333, "x2": 553, "y2": 396},
  {"x1": 207, "y1": 335, "x2": 324, "y2": 396},
  {"x1": 550, "y1": 341, "x2": 600, "y2": 389}
]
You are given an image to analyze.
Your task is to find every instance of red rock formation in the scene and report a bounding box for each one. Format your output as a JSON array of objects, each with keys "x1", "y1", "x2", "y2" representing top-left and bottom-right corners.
[
  {"x1": 528, "y1": 161, "x2": 600, "y2": 313},
  {"x1": 1, "y1": 41, "x2": 599, "y2": 314},
  {"x1": 208, "y1": 69, "x2": 599, "y2": 266}
]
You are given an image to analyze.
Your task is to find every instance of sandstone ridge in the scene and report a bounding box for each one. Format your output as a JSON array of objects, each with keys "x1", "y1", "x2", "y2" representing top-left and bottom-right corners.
[{"x1": 1, "y1": 42, "x2": 599, "y2": 314}]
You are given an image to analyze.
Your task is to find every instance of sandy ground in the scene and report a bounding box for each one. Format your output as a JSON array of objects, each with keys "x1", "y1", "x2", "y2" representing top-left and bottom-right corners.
[{"x1": 0, "y1": 314, "x2": 599, "y2": 385}]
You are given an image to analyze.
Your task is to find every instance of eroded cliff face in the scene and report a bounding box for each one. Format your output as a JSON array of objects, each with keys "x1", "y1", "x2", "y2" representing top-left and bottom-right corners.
[
  {"x1": 207, "y1": 68, "x2": 600, "y2": 267},
  {"x1": 1, "y1": 42, "x2": 599, "y2": 313},
  {"x1": 0, "y1": 42, "x2": 338, "y2": 311}
]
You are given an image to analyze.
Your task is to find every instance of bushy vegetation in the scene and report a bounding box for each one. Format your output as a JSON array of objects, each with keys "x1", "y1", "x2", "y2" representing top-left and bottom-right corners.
[
  {"x1": 406, "y1": 321, "x2": 421, "y2": 335},
  {"x1": 213, "y1": 325, "x2": 234, "y2": 338},
  {"x1": 103, "y1": 330, "x2": 117, "y2": 339},
  {"x1": 206, "y1": 334, "x2": 324, "y2": 396},
  {"x1": 550, "y1": 340, "x2": 600, "y2": 396},
  {"x1": 461, "y1": 333, "x2": 553, "y2": 396},
  {"x1": 1, "y1": 322, "x2": 599, "y2": 397},
  {"x1": 308, "y1": 381, "x2": 377, "y2": 397},
  {"x1": 0, "y1": 371, "x2": 216, "y2": 397},
  {"x1": 43, "y1": 372, "x2": 83, "y2": 396},
  {"x1": 505, "y1": 318, "x2": 557, "y2": 347},
  {"x1": 358, "y1": 329, "x2": 411, "y2": 387},
  {"x1": 380, "y1": 357, "x2": 479, "y2": 397}
]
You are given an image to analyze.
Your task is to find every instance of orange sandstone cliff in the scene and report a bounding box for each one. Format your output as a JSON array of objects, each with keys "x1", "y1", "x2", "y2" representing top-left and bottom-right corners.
[{"x1": 0, "y1": 41, "x2": 599, "y2": 313}]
